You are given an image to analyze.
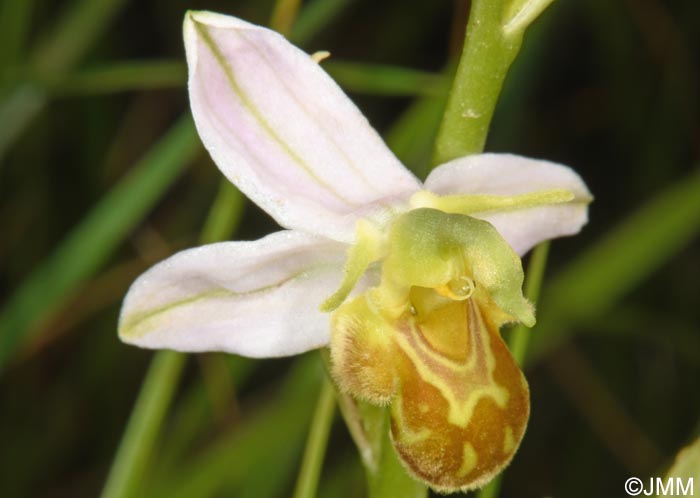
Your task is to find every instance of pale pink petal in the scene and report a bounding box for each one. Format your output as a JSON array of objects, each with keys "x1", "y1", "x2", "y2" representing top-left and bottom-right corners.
[
  {"x1": 184, "y1": 11, "x2": 420, "y2": 242},
  {"x1": 425, "y1": 153, "x2": 591, "y2": 255},
  {"x1": 119, "y1": 231, "x2": 358, "y2": 357}
]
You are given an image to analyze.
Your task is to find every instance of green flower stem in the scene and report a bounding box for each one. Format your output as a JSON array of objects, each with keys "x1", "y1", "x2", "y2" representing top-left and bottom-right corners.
[
  {"x1": 433, "y1": 0, "x2": 523, "y2": 164},
  {"x1": 100, "y1": 351, "x2": 186, "y2": 498},
  {"x1": 476, "y1": 241, "x2": 550, "y2": 498},
  {"x1": 476, "y1": 470, "x2": 503, "y2": 498},
  {"x1": 292, "y1": 376, "x2": 337, "y2": 498}
]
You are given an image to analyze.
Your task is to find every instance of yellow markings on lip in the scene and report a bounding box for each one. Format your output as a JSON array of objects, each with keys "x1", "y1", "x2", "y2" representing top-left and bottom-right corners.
[
  {"x1": 389, "y1": 294, "x2": 530, "y2": 492},
  {"x1": 391, "y1": 395, "x2": 432, "y2": 445},
  {"x1": 503, "y1": 425, "x2": 516, "y2": 455},
  {"x1": 393, "y1": 299, "x2": 509, "y2": 428},
  {"x1": 457, "y1": 443, "x2": 478, "y2": 478}
]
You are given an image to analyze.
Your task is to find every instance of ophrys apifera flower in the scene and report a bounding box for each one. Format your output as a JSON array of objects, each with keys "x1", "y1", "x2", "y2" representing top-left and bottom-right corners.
[{"x1": 119, "y1": 11, "x2": 591, "y2": 492}]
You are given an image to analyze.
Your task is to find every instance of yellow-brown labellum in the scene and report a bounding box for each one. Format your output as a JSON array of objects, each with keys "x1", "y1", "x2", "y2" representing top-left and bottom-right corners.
[
  {"x1": 331, "y1": 287, "x2": 529, "y2": 492},
  {"x1": 329, "y1": 209, "x2": 534, "y2": 492}
]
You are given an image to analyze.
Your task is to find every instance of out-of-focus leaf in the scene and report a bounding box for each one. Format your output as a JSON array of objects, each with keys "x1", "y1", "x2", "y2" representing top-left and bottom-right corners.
[
  {"x1": 316, "y1": 453, "x2": 365, "y2": 498},
  {"x1": 385, "y1": 91, "x2": 449, "y2": 179},
  {"x1": 42, "y1": 59, "x2": 444, "y2": 99},
  {"x1": 0, "y1": 0, "x2": 34, "y2": 67},
  {"x1": 153, "y1": 357, "x2": 256, "y2": 476},
  {"x1": 149, "y1": 355, "x2": 323, "y2": 498},
  {"x1": 323, "y1": 61, "x2": 446, "y2": 97},
  {"x1": 0, "y1": 83, "x2": 46, "y2": 160},
  {"x1": 31, "y1": 0, "x2": 129, "y2": 73},
  {"x1": 100, "y1": 351, "x2": 186, "y2": 498},
  {"x1": 270, "y1": 0, "x2": 303, "y2": 36},
  {"x1": 291, "y1": 378, "x2": 336, "y2": 498},
  {"x1": 0, "y1": 0, "x2": 130, "y2": 160},
  {"x1": 290, "y1": 0, "x2": 356, "y2": 45},
  {"x1": 0, "y1": 115, "x2": 200, "y2": 372},
  {"x1": 656, "y1": 438, "x2": 700, "y2": 498},
  {"x1": 46, "y1": 61, "x2": 186, "y2": 95}
]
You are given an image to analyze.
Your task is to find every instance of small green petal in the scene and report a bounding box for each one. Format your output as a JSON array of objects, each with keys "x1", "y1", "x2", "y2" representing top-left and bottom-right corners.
[{"x1": 321, "y1": 219, "x2": 386, "y2": 312}]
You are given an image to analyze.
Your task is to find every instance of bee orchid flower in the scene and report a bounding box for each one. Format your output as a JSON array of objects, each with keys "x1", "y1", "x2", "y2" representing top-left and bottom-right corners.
[{"x1": 119, "y1": 11, "x2": 591, "y2": 492}]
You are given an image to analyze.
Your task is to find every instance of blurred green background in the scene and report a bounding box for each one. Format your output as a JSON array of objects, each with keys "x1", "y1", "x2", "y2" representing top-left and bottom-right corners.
[{"x1": 1, "y1": 0, "x2": 698, "y2": 497}]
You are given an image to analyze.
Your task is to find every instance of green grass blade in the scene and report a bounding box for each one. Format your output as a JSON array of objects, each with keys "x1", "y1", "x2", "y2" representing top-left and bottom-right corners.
[
  {"x1": 100, "y1": 351, "x2": 187, "y2": 498},
  {"x1": 0, "y1": 0, "x2": 130, "y2": 161},
  {"x1": 0, "y1": 115, "x2": 200, "y2": 372},
  {"x1": 290, "y1": 0, "x2": 356, "y2": 45},
  {"x1": 385, "y1": 89, "x2": 449, "y2": 179},
  {"x1": 153, "y1": 357, "x2": 256, "y2": 476},
  {"x1": 47, "y1": 61, "x2": 187, "y2": 96},
  {"x1": 323, "y1": 61, "x2": 446, "y2": 97},
  {"x1": 199, "y1": 181, "x2": 245, "y2": 246},
  {"x1": 270, "y1": 0, "x2": 303, "y2": 36},
  {"x1": 0, "y1": 83, "x2": 46, "y2": 160},
  {"x1": 41, "y1": 59, "x2": 444, "y2": 98},
  {"x1": 31, "y1": 0, "x2": 130, "y2": 74},
  {"x1": 317, "y1": 454, "x2": 365, "y2": 498},
  {"x1": 0, "y1": 0, "x2": 35, "y2": 67},
  {"x1": 292, "y1": 376, "x2": 336, "y2": 498},
  {"x1": 149, "y1": 355, "x2": 323, "y2": 498}
]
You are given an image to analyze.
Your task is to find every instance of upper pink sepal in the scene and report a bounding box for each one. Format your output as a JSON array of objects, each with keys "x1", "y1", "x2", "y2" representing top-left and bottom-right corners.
[{"x1": 184, "y1": 11, "x2": 420, "y2": 242}]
